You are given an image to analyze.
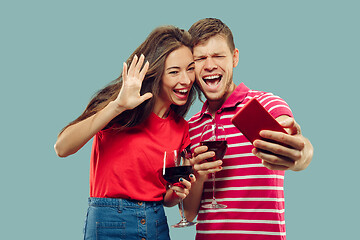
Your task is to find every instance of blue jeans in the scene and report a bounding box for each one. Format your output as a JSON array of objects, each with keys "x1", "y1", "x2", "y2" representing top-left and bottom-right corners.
[{"x1": 84, "y1": 197, "x2": 170, "y2": 240}]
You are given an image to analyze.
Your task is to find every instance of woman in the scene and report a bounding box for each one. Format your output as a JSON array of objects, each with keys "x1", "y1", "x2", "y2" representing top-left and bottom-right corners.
[{"x1": 54, "y1": 25, "x2": 197, "y2": 240}]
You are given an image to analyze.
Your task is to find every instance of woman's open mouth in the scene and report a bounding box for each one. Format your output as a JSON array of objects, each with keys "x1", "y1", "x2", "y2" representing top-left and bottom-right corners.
[{"x1": 173, "y1": 88, "x2": 189, "y2": 100}]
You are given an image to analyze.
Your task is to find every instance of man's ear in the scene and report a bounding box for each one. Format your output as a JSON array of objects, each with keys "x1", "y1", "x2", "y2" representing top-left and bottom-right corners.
[{"x1": 233, "y1": 48, "x2": 239, "y2": 67}]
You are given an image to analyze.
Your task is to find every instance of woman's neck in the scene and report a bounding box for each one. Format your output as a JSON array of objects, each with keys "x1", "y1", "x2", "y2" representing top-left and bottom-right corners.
[{"x1": 153, "y1": 101, "x2": 171, "y2": 119}]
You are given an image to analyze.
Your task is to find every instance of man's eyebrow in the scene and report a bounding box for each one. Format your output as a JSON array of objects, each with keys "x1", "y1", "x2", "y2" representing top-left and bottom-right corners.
[
  {"x1": 194, "y1": 52, "x2": 225, "y2": 58},
  {"x1": 212, "y1": 51, "x2": 227, "y2": 56},
  {"x1": 193, "y1": 53, "x2": 205, "y2": 57},
  {"x1": 193, "y1": 54, "x2": 206, "y2": 59}
]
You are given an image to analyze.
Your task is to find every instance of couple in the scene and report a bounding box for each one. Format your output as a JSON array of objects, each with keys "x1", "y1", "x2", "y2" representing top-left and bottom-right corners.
[{"x1": 55, "y1": 18, "x2": 313, "y2": 240}]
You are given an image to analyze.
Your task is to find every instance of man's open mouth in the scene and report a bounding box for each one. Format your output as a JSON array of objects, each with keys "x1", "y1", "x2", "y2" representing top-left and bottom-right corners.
[{"x1": 203, "y1": 75, "x2": 222, "y2": 87}]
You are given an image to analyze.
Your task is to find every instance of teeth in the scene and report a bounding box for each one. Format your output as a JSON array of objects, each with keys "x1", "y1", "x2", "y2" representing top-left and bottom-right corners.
[
  {"x1": 176, "y1": 89, "x2": 188, "y2": 93},
  {"x1": 203, "y1": 75, "x2": 220, "y2": 80}
]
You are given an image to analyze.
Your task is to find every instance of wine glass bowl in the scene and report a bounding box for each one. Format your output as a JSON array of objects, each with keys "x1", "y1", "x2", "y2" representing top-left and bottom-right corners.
[
  {"x1": 163, "y1": 166, "x2": 193, "y2": 184},
  {"x1": 200, "y1": 140, "x2": 227, "y2": 162}
]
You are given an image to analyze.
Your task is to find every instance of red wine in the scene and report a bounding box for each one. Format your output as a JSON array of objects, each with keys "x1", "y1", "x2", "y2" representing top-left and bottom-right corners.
[
  {"x1": 163, "y1": 166, "x2": 193, "y2": 184},
  {"x1": 200, "y1": 140, "x2": 228, "y2": 161}
]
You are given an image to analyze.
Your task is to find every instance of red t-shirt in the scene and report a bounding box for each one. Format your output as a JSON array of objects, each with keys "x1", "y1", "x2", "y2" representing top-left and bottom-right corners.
[{"x1": 89, "y1": 111, "x2": 191, "y2": 201}]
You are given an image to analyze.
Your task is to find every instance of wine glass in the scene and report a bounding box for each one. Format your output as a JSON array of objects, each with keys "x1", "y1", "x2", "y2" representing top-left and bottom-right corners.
[
  {"x1": 163, "y1": 149, "x2": 196, "y2": 228},
  {"x1": 200, "y1": 123, "x2": 228, "y2": 209}
]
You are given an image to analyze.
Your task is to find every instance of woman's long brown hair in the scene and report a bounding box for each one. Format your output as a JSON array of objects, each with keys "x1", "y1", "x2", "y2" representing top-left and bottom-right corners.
[{"x1": 61, "y1": 25, "x2": 196, "y2": 133}]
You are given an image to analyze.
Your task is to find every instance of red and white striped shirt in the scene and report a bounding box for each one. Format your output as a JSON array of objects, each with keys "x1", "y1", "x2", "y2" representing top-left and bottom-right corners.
[{"x1": 188, "y1": 83, "x2": 293, "y2": 240}]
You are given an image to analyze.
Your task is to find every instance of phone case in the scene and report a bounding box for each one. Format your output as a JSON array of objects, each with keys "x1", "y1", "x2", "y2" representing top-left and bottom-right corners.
[{"x1": 231, "y1": 98, "x2": 287, "y2": 143}]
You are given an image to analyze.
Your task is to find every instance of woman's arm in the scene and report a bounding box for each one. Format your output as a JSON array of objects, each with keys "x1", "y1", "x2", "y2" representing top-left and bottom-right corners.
[
  {"x1": 54, "y1": 54, "x2": 152, "y2": 157},
  {"x1": 54, "y1": 102, "x2": 126, "y2": 157}
]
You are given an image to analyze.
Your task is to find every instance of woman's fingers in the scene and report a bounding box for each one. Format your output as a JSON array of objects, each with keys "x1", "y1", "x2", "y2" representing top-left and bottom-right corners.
[
  {"x1": 126, "y1": 54, "x2": 148, "y2": 79},
  {"x1": 139, "y1": 92, "x2": 153, "y2": 102},
  {"x1": 189, "y1": 173, "x2": 196, "y2": 183},
  {"x1": 127, "y1": 54, "x2": 138, "y2": 76},
  {"x1": 170, "y1": 176, "x2": 195, "y2": 199},
  {"x1": 134, "y1": 54, "x2": 145, "y2": 77},
  {"x1": 171, "y1": 185, "x2": 189, "y2": 199},
  {"x1": 139, "y1": 60, "x2": 149, "y2": 81},
  {"x1": 122, "y1": 62, "x2": 128, "y2": 82},
  {"x1": 116, "y1": 54, "x2": 152, "y2": 110}
]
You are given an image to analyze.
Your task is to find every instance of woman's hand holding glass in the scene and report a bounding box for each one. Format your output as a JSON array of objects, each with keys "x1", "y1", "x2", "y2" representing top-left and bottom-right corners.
[
  {"x1": 163, "y1": 150, "x2": 197, "y2": 228},
  {"x1": 169, "y1": 175, "x2": 194, "y2": 199}
]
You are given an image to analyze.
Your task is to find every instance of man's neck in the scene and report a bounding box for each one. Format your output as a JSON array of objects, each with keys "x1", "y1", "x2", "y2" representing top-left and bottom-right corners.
[
  {"x1": 208, "y1": 99, "x2": 226, "y2": 116},
  {"x1": 207, "y1": 83, "x2": 237, "y2": 116}
]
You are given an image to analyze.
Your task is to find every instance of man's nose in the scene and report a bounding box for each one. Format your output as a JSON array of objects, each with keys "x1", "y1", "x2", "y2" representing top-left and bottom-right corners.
[{"x1": 204, "y1": 57, "x2": 217, "y2": 71}]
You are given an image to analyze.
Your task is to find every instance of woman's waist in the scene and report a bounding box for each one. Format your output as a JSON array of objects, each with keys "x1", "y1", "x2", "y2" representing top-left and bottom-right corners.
[
  {"x1": 88, "y1": 197, "x2": 163, "y2": 208},
  {"x1": 90, "y1": 171, "x2": 167, "y2": 201}
]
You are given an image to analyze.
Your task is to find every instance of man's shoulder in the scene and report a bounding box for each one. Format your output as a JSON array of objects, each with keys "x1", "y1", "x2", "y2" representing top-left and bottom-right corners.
[
  {"x1": 247, "y1": 89, "x2": 270, "y2": 98},
  {"x1": 246, "y1": 89, "x2": 288, "y2": 102},
  {"x1": 187, "y1": 111, "x2": 203, "y2": 124}
]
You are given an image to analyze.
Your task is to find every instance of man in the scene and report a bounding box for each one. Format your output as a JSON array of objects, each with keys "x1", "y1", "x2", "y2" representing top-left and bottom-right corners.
[{"x1": 183, "y1": 18, "x2": 313, "y2": 240}]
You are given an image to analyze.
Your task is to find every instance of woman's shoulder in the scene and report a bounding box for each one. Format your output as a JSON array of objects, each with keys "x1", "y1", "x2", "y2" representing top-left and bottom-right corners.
[{"x1": 169, "y1": 110, "x2": 189, "y2": 127}]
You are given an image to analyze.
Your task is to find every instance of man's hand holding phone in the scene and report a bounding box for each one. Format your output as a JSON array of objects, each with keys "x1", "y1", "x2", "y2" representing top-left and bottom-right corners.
[{"x1": 231, "y1": 98, "x2": 313, "y2": 171}]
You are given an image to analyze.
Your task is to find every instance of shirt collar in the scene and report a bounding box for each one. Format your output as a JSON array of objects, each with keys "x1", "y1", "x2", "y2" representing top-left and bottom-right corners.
[{"x1": 199, "y1": 82, "x2": 250, "y2": 117}]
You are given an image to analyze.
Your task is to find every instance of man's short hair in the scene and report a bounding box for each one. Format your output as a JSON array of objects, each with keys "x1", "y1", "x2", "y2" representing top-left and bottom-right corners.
[{"x1": 189, "y1": 18, "x2": 235, "y2": 51}]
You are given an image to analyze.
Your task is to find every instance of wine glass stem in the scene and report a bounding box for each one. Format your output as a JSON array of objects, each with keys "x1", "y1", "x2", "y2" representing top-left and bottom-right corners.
[
  {"x1": 179, "y1": 199, "x2": 188, "y2": 222},
  {"x1": 211, "y1": 172, "x2": 217, "y2": 204}
]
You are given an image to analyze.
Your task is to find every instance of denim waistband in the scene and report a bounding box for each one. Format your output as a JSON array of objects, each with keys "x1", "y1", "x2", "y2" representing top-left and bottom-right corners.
[{"x1": 88, "y1": 197, "x2": 163, "y2": 209}]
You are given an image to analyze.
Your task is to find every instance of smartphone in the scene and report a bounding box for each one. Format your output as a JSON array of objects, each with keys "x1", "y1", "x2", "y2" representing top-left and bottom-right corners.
[{"x1": 231, "y1": 98, "x2": 287, "y2": 143}]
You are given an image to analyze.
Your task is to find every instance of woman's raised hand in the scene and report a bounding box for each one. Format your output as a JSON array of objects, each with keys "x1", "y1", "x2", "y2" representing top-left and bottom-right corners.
[
  {"x1": 115, "y1": 54, "x2": 153, "y2": 110},
  {"x1": 54, "y1": 55, "x2": 152, "y2": 157}
]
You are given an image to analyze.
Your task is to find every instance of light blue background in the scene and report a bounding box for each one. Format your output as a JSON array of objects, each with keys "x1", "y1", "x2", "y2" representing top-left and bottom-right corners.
[{"x1": 1, "y1": 0, "x2": 359, "y2": 239}]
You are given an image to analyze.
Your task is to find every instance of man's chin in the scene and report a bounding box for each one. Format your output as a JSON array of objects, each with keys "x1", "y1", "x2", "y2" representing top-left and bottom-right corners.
[{"x1": 205, "y1": 92, "x2": 226, "y2": 102}]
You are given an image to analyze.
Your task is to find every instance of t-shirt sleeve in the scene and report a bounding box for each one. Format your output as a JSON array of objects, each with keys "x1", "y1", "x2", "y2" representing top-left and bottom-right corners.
[
  {"x1": 180, "y1": 121, "x2": 191, "y2": 152},
  {"x1": 255, "y1": 93, "x2": 293, "y2": 119}
]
